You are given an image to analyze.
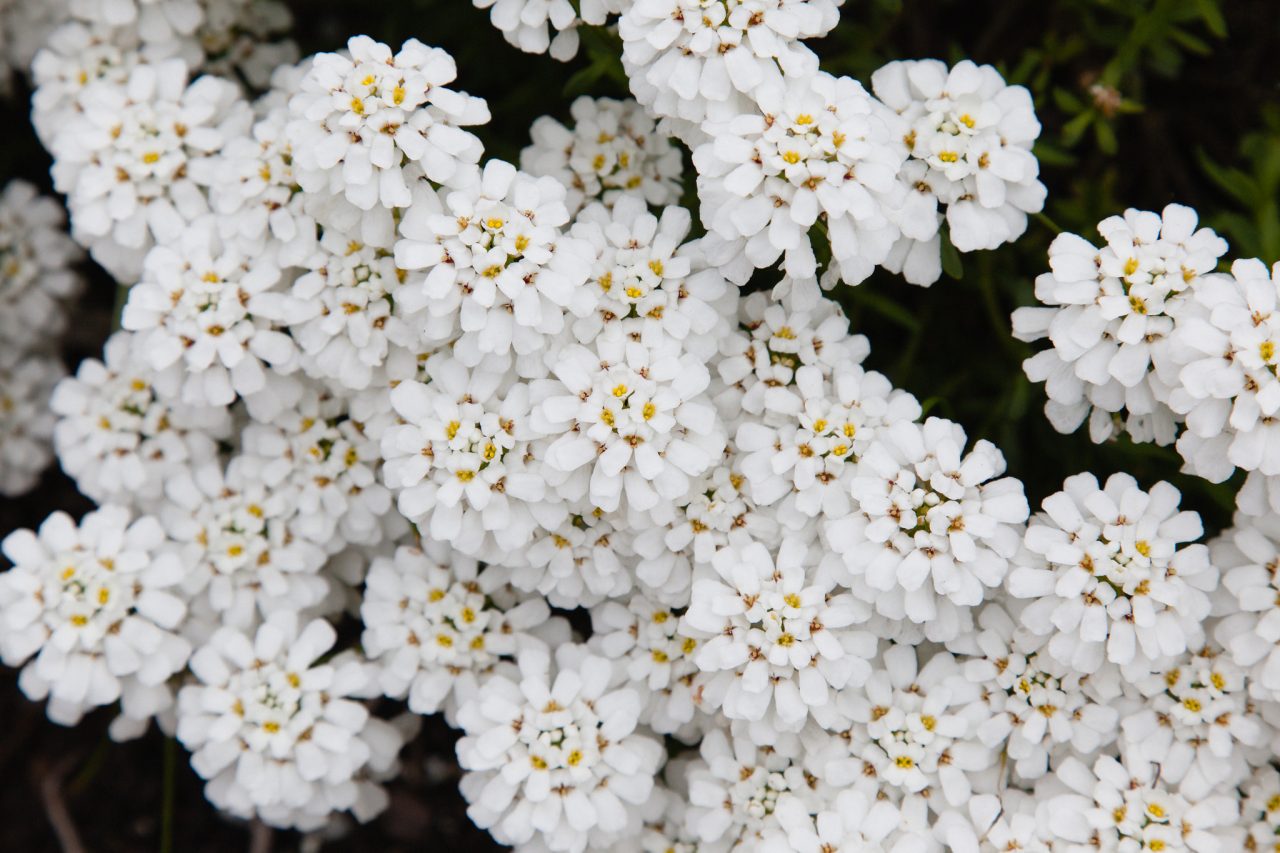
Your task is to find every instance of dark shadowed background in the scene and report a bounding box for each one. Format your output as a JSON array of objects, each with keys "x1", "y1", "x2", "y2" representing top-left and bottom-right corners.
[{"x1": 2, "y1": 0, "x2": 1279, "y2": 849}]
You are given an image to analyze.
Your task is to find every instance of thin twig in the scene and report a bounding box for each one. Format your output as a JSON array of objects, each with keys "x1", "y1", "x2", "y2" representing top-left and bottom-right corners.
[
  {"x1": 248, "y1": 819, "x2": 274, "y2": 853},
  {"x1": 160, "y1": 736, "x2": 177, "y2": 853},
  {"x1": 38, "y1": 757, "x2": 87, "y2": 853}
]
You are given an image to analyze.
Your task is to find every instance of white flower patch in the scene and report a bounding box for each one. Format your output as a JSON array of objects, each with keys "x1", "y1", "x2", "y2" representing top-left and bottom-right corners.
[
  {"x1": 1211, "y1": 512, "x2": 1280, "y2": 703},
  {"x1": 121, "y1": 218, "x2": 299, "y2": 411},
  {"x1": 0, "y1": 350, "x2": 63, "y2": 497},
  {"x1": 1012, "y1": 204, "x2": 1227, "y2": 447},
  {"x1": 456, "y1": 644, "x2": 665, "y2": 853},
  {"x1": 395, "y1": 161, "x2": 596, "y2": 371},
  {"x1": 51, "y1": 331, "x2": 231, "y2": 508},
  {"x1": 826, "y1": 645, "x2": 991, "y2": 810},
  {"x1": 694, "y1": 71, "x2": 905, "y2": 285},
  {"x1": 523, "y1": 96, "x2": 684, "y2": 215},
  {"x1": 0, "y1": 506, "x2": 190, "y2": 729},
  {"x1": 681, "y1": 537, "x2": 875, "y2": 739},
  {"x1": 824, "y1": 416, "x2": 1029, "y2": 642},
  {"x1": 1007, "y1": 472, "x2": 1216, "y2": 678},
  {"x1": 160, "y1": 459, "x2": 330, "y2": 631},
  {"x1": 287, "y1": 36, "x2": 489, "y2": 210},
  {"x1": 1238, "y1": 766, "x2": 1280, "y2": 853},
  {"x1": 535, "y1": 323, "x2": 725, "y2": 521},
  {"x1": 0, "y1": 180, "x2": 81, "y2": 353},
  {"x1": 252, "y1": 226, "x2": 422, "y2": 390},
  {"x1": 50, "y1": 59, "x2": 250, "y2": 279},
  {"x1": 872, "y1": 58, "x2": 1046, "y2": 275},
  {"x1": 1168, "y1": 259, "x2": 1280, "y2": 479},
  {"x1": 736, "y1": 362, "x2": 921, "y2": 522},
  {"x1": 1122, "y1": 645, "x2": 1262, "y2": 800},
  {"x1": 360, "y1": 541, "x2": 550, "y2": 717},
  {"x1": 618, "y1": 0, "x2": 842, "y2": 138},
  {"x1": 207, "y1": 104, "x2": 318, "y2": 266},
  {"x1": 964, "y1": 604, "x2": 1120, "y2": 781},
  {"x1": 682, "y1": 724, "x2": 831, "y2": 850},
  {"x1": 570, "y1": 196, "x2": 732, "y2": 360},
  {"x1": 1044, "y1": 754, "x2": 1240, "y2": 851},
  {"x1": 504, "y1": 502, "x2": 638, "y2": 609},
  {"x1": 240, "y1": 384, "x2": 393, "y2": 550},
  {"x1": 473, "y1": 0, "x2": 621, "y2": 61},
  {"x1": 177, "y1": 611, "x2": 403, "y2": 830},
  {"x1": 590, "y1": 592, "x2": 706, "y2": 739},
  {"x1": 381, "y1": 354, "x2": 562, "y2": 561},
  {"x1": 31, "y1": 20, "x2": 143, "y2": 148}
]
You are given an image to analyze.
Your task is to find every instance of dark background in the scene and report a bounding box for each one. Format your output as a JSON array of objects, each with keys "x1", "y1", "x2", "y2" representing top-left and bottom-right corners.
[{"x1": 2, "y1": 0, "x2": 1278, "y2": 849}]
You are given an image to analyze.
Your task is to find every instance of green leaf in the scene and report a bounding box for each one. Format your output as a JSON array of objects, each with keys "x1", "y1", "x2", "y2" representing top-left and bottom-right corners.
[
  {"x1": 849, "y1": 287, "x2": 921, "y2": 332},
  {"x1": 940, "y1": 233, "x2": 964, "y2": 280},
  {"x1": 1193, "y1": 0, "x2": 1228, "y2": 37}
]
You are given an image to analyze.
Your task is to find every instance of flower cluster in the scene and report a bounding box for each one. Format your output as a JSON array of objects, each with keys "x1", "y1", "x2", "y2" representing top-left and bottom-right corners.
[{"x1": 0, "y1": 2, "x2": 1277, "y2": 849}]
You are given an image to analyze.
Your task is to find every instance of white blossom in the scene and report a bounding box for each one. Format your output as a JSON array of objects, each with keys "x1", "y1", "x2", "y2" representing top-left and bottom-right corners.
[
  {"x1": 824, "y1": 417, "x2": 1029, "y2": 642},
  {"x1": 694, "y1": 71, "x2": 905, "y2": 285},
  {"x1": 177, "y1": 611, "x2": 404, "y2": 830},
  {"x1": 523, "y1": 96, "x2": 684, "y2": 215},
  {"x1": 0, "y1": 350, "x2": 63, "y2": 497},
  {"x1": 287, "y1": 36, "x2": 489, "y2": 210},
  {"x1": 456, "y1": 644, "x2": 665, "y2": 853},
  {"x1": 51, "y1": 331, "x2": 231, "y2": 508},
  {"x1": 0, "y1": 506, "x2": 190, "y2": 729},
  {"x1": 360, "y1": 541, "x2": 550, "y2": 717},
  {"x1": 1007, "y1": 472, "x2": 1216, "y2": 678},
  {"x1": 872, "y1": 58, "x2": 1046, "y2": 278}
]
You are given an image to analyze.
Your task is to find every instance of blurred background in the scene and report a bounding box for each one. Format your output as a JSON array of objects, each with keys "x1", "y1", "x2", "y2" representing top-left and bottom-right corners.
[{"x1": 2, "y1": 0, "x2": 1279, "y2": 849}]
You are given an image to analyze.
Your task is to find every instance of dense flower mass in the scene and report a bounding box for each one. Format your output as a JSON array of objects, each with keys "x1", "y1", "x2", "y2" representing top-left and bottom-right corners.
[{"x1": 0, "y1": 1, "x2": 1278, "y2": 849}]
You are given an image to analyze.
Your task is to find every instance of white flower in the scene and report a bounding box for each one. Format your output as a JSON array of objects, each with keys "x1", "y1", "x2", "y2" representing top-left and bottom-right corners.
[
  {"x1": 381, "y1": 355, "x2": 561, "y2": 560},
  {"x1": 824, "y1": 417, "x2": 1029, "y2": 642},
  {"x1": 1211, "y1": 512, "x2": 1280, "y2": 702},
  {"x1": 683, "y1": 723, "x2": 831, "y2": 850},
  {"x1": 505, "y1": 502, "x2": 638, "y2": 609},
  {"x1": 207, "y1": 104, "x2": 318, "y2": 266},
  {"x1": 681, "y1": 537, "x2": 874, "y2": 738},
  {"x1": 1012, "y1": 204, "x2": 1227, "y2": 447},
  {"x1": 287, "y1": 36, "x2": 489, "y2": 210},
  {"x1": 161, "y1": 459, "x2": 330, "y2": 631},
  {"x1": 735, "y1": 362, "x2": 920, "y2": 521},
  {"x1": 456, "y1": 644, "x2": 665, "y2": 853},
  {"x1": 1045, "y1": 753, "x2": 1240, "y2": 851},
  {"x1": 694, "y1": 71, "x2": 905, "y2": 285},
  {"x1": 523, "y1": 96, "x2": 684, "y2": 216},
  {"x1": 51, "y1": 331, "x2": 231, "y2": 508},
  {"x1": 964, "y1": 604, "x2": 1119, "y2": 780},
  {"x1": 772, "y1": 789, "x2": 901, "y2": 852},
  {"x1": 252, "y1": 225, "x2": 421, "y2": 390},
  {"x1": 1168, "y1": 258, "x2": 1280, "y2": 478},
  {"x1": 473, "y1": 0, "x2": 621, "y2": 61},
  {"x1": 0, "y1": 180, "x2": 81, "y2": 353},
  {"x1": 714, "y1": 287, "x2": 871, "y2": 422},
  {"x1": 0, "y1": 506, "x2": 190, "y2": 728},
  {"x1": 569, "y1": 195, "x2": 731, "y2": 359},
  {"x1": 360, "y1": 542, "x2": 550, "y2": 717},
  {"x1": 618, "y1": 0, "x2": 841, "y2": 136},
  {"x1": 872, "y1": 59, "x2": 1046, "y2": 267},
  {"x1": 827, "y1": 645, "x2": 992, "y2": 809},
  {"x1": 31, "y1": 20, "x2": 143, "y2": 148},
  {"x1": 50, "y1": 59, "x2": 250, "y2": 279},
  {"x1": 0, "y1": 351, "x2": 63, "y2": 497},
  {"x1": 1238, "y1": 766, "x2": 1280, "y2": 853},
  {"x1": 240, "y1": 383, "x2": 393, "y2": 550},
  {"x1": 394, "y1": 161, "x2": 596, "y2": 369},
  {"x1": 535, "y1": 323, "x2": 726, "y2": 520},
  {"x1": 1007, "y1": 472, "x2": 1216, "y2": 677},
  {"x1": 1121, "y1": 645, "x2": 1261, "y2": 800},
  {"x1": 590, "y1": 592, "x2": 706, "y2": 739},
  {"x1": 177, "y1": 611, "x2": 402, "y2": 830},
  {"x1": 121, "y1": 218, "x2": 299, "y2": 410}
]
